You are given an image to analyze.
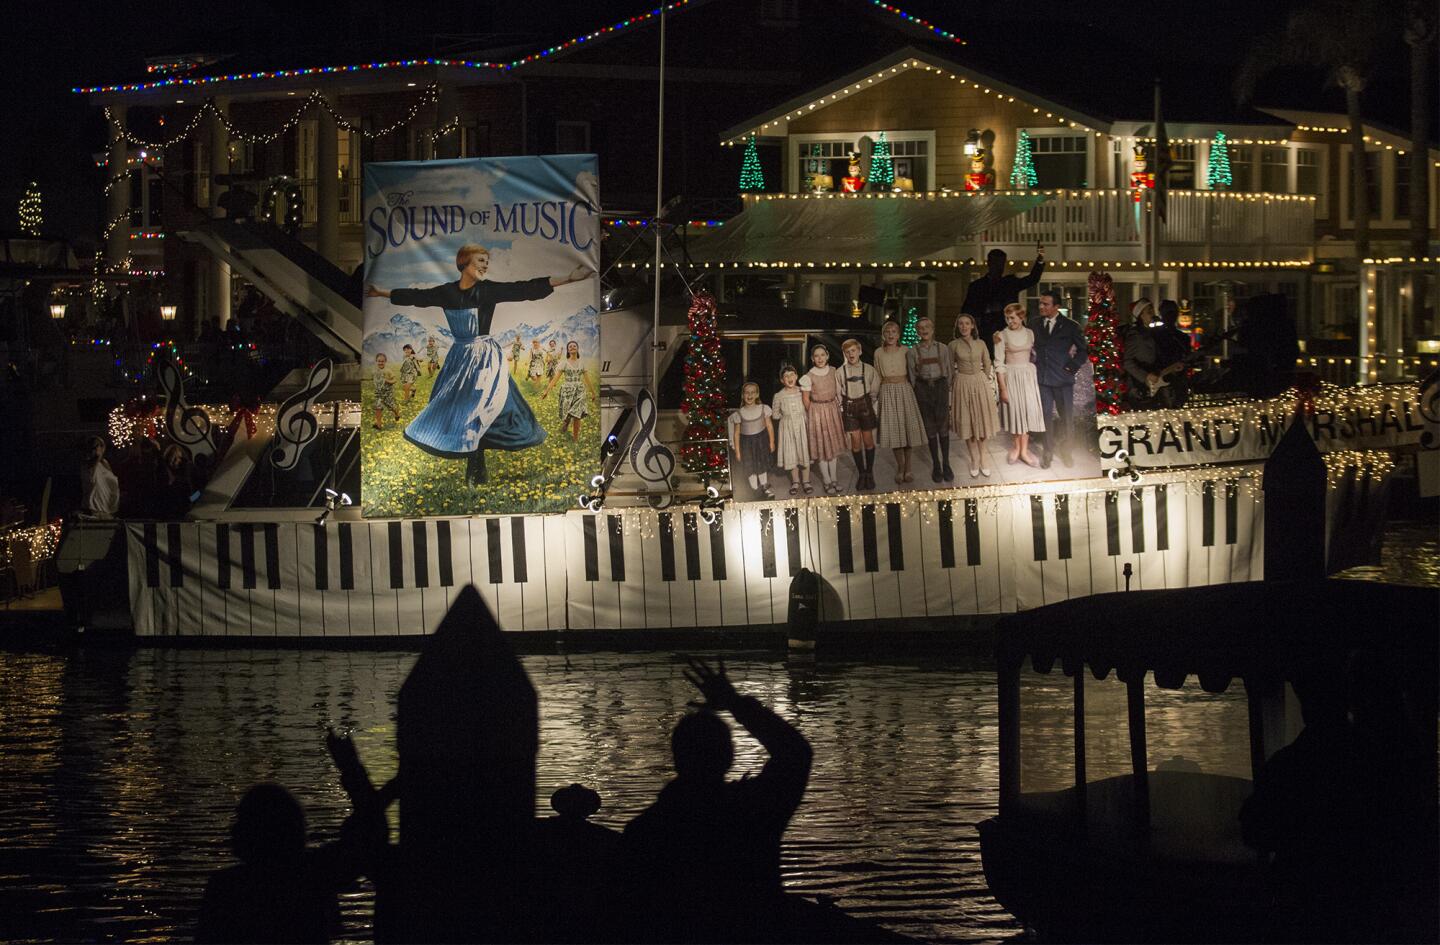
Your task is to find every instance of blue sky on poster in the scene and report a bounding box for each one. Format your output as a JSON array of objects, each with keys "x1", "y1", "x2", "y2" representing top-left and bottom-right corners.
[{"x1": 361, "y1": 155, "x2": 599, "y2": 357}]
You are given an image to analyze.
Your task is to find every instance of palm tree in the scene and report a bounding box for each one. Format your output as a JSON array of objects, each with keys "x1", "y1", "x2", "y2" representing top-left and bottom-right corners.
[
  {"x1": 1403, "y1": 1, "x2": 1434, "y2": 257},
  {"x1": 1235, "y1": 0, "x2": 1389, "y2": 258}
]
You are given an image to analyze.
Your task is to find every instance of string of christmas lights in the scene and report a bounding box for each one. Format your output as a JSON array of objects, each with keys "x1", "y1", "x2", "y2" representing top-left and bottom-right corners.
[
  {"x1": 0, "y1": 522, "x2": 63, "y2": 564},
  {"x1": 17, "y1": 181, "x2": 42, "y2": 236},
  {"x1": 679, "y1": 291, "x2": 729, "y2": 477},
  {"x1": 106, "y1": 400, "x2": 363, "y2": 449},
  {"x1": 1086, "y1": 271, "x2": 1124, "y2": 414}
]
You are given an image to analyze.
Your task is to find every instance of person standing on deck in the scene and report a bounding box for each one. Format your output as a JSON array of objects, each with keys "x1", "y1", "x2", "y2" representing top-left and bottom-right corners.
[{"x1": 961, "y1": 246, "x2": 1047, "y2": 357}]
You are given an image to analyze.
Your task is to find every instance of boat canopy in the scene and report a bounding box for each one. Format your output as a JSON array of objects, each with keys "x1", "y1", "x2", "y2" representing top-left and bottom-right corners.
[
  {"x1": 996, "y1": 579, "x2": 1437, "y2": 694},
  {"x1": 684, "y1": 192, "x2": 1051, "y2": 266}
]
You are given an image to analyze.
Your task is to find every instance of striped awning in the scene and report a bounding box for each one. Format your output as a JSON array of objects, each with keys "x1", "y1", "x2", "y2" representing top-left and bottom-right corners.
[{"x1": 686, "y1": 192, "x2": 1051, "y2": 266}]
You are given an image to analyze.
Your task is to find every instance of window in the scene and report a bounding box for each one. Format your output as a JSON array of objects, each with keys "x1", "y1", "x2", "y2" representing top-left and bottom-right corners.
[
  {"x1": 1295, "y1": 149, "x2": 1320, "y2": 196},
  {"x1": 1166, "y1": 143, "x2": 1196, "y2": 190},
  {"x1": 1360, "y1": 151, "x2": 1381, "y2": 218},
  {"x1": 822, "y1": 282, "x2": 853, "y2": 316},
  {"x1": 556, "y1": 121, "x2": 590, "y2": 154},
  {"x1": 227, "y1": 141, "x2": 255, "y2": 174},
  {"x1": 410, "y1": 125, "x2": 436, "y2": 161},
  {"x1": 793, "y1": 134, "x2": 931, "y2": 192},
  {"x1": 459, "y1": 122, "x2": 491, "y2": 158},
  {"x1": 1028, "y1": 133, "x2": 1089, "y2": 188},
  {"x1": 1394, "y1": 156, "x2": 1410, "y2": 219},
  {"x1": 1261, "y1": 147, "x2": 1289, "y2": 193},
  {"x1": 885, "y1": 279, "x2": 932, "y2": 322},
  {"x1": 1231, "y1": 146, "x2": 1254, "y2": 192}
]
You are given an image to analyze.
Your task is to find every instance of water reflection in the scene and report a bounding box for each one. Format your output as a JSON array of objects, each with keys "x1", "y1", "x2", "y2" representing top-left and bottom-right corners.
[{"x1": 0, "y1": 648, "x2": 1265, "y2": 944}]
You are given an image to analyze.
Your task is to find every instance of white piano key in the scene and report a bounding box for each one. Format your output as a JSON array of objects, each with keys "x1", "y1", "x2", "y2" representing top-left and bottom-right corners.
[
  {"x1": 1182, "y1": 482, "x2": 1212, "y2": 589},
  {"x1": 810, "y1": 504, "x2": 849, "y2": 622},
  {"x1": 1233, "y1": 478, "x2": 1261, "y2": 581},
  {"x1": 344, "y1": 524, "x2": 377, "y2": 636},
  {"x1": 268, "y1": 523, "x2": 302, "y2": 634},
  {"x1": 840, "y1": 504, "x2": 876, "y2": 621},
  {"x1": 986, "y1": 496, "x2": 1015, "y2": 614},
  {"x1": 515, "y1": 515, "x2": 549, "y2": 631},
  {"x1": 920, "y1": 500, "x2": 955, "y2": 618},
  {"x1": 563, "y1": 512, "x2": 597, "y2": 632},
  {"x1": 1155, "y1": 483, "x2": 1188, "y2": 591},
  {"x1": 195, "y1": 523, "x2": 222, "y2": 637},
  {"x1": 1011, "y1": 495, "x2": 1047, "y2": 611},
  {"x1": 1057, "y1": 491, "x2": 1095, "y2": 603},
  {"x1": 443, "y1": 518, "x2": 477, "y2": 611},
  {"x1": 719, "y1": 507, "x2": 755, "y2": 626},
  {"x1": 1128, "y1": 487, "x2": 1168, "y2": 592},
  {"x1": 896, "y1": 500, "x2": 930, "y2": 619},
  {"x1": 173, "y1": 524, "x2": 206, "y2": 638},
  {"x1": 688, "y1": 511, "x2": 724, "y2": 628},
  {"x1": 415, "y1": 520, "x2": 451, "y2": 633},
  {"x1": 493, "y1": 518, "x2": 527, "y2": 631},
  {"x1": 368, "y1": 522, "x2": 401, "y2": 637},
  {"x1": 869, "y1": 503, "x2": 903, "y2": 620},
  {"x1": 1084, "y1": 491, "x2": 1123, "y2": 596},
  {"x1": 641, "y1": 512, "x2": 673, "y2": 630},
  {"x1": 537, "y1": 515, "x2": 567, "y2": 631},
  {"x1": 394, "y1": 522, "x2": 425, "y2": 636}
]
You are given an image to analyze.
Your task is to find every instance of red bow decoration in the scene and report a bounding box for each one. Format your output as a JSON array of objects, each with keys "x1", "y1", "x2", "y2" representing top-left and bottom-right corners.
[
  {"x1": 227, "y1": 394, "x2": 261, "y2": 440},
  {"x1": 1291, "y1": 373, "x2": 1322, "y2": 419}
]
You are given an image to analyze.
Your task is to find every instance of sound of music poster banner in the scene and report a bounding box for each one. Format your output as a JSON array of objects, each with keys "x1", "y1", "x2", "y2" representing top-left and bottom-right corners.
[{"x1": 361, "y1": 156, "x2": 600, "y2": 517}]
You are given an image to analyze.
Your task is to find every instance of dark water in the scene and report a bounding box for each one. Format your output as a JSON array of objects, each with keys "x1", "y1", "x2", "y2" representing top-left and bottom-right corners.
[
  {"x1": 0, "y1": 649, "x2": 1259, "y2": 945},
  {"x1": 1, "y1": 519, "x2": 1432, "y2": 944}
]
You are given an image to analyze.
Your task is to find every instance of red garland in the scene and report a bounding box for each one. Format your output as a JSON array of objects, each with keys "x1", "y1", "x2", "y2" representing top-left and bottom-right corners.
[
  {"x1": 1084, "y1": 271, "x2": 1126, "y2": 414},
  {"x1": 226, "y1": 394, "x2": 261, "y2": 441},
  {"x1": 122, "y1": 397, "x2": 162, "y2": 439},
  {"x1": 678, "y1": 291, "x2": 728, "y2": 476}
]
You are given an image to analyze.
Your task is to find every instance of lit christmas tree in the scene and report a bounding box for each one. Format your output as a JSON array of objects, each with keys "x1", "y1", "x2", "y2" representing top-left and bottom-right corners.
[
  {"x1": 900, "y1": 306, "x2": 919, "y2": 346},
  {"x1": 1010, "y1": 131, "x2": 1037, "y2": 189},
  {"x1": 1085, "y1": 271, "x2": 1126, "y2": 414},
  {"x1": 1206, "y1": 131, "x2": 1232, "y2": 190},
  {"x1": 738, "y1": 136, "x2": 766, "y2": 192},
  {"x1": 869, "y1": 131, "x2": 895, "y2": 190},
  {"x1": 18, "y1": 181, "x2": 42, "y2": 236},
  {"x1": 679, "y1": 290, "x2": 730, "y2": 477}
]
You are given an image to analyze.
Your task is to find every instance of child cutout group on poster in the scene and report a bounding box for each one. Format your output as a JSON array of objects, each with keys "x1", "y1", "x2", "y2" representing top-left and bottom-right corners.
[
  {"x1": 771, "y1": 365, "x2": 812, "y2": 497},
  {"x1": 800, "y1": 344, "x2": 846, "y2": 495},
  {"x1": 728, "y1": 382, "x2": 776, "y2": 500},
  {"x1": 541, "y1": 340, "x2": 596, "y2": 442},
  {"x1": 399, "y1": 344, "x2": 422, "y2": 402},
  {"x1": 372, "y1": 353, "x2": 400, "y2": 429}
]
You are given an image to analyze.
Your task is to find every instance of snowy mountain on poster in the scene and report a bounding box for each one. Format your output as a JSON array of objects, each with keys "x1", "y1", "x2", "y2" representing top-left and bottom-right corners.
[
  {"x1": 493, "y1": 306, "x2": 599, "y2": 357},
  {"x1": 363, "y1": 312, "x2": 454, "y2": 359}
]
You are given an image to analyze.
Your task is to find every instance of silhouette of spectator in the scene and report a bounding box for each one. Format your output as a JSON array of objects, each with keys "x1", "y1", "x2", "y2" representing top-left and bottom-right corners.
[
  {"x1": 535, "y1": 784, "x2": 624, "y2": 942},
  {"x1": 624, "y1": 659, "x2": 813, "y2": 943},
  {"x1": 1239, "y1": 662, "x2": 1369, "y2": 944},
  {"x1": 196, "y1": 783, "x2": 356, "y2": 944}
]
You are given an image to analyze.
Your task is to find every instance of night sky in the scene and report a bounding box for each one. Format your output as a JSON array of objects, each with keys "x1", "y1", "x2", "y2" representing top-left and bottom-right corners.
[{"x1": 0, "y1": 0, "x2": 1424, "y2": 243}]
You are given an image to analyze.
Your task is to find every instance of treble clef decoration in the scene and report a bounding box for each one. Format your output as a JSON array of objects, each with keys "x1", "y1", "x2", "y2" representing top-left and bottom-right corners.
[
  {"x1": 627, "y1": 388, "x2": 677, "y2": 508},
  {"x1": 158, "y1": 358, "x2": 215, "y2": 460},
  {"x1": 271, "y1": 358, "x2": 334, "y2": 470}
]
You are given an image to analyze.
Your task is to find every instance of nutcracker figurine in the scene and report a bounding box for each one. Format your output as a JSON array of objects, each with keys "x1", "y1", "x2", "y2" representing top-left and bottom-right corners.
[
  {"x1": 841, "y1": 153, "x2": 866, "y2": 194},
  {"x1": 1129, "y1": 148, "x2": 1155, "y2": 203},
  {"x1": 964, "y1": 152, "x2": 994, "y2": 191},
  {"x1": 1177, "y1": 298, "x2": 1204, "y2": 350}
]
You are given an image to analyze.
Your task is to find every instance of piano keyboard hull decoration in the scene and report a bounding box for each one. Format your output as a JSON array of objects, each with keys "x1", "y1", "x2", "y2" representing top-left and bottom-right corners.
[{"x1": 122, "y1": 466, "x2": 1297, "y2": 637}]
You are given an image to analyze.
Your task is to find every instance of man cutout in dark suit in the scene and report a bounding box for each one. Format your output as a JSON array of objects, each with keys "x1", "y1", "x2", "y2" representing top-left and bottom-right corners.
[
  {"x1": 1028, "y1": 289, "x2": 1087, "y2": 468},
  {"x1": 960, "y1": 247, "x2": 1046, "y2": 356}
]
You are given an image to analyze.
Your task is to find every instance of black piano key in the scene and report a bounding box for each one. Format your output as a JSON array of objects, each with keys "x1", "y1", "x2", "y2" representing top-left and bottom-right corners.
[
  {"x1": 582, "y1": 515, "x2": 599, "y2": 582},
  {"x1": 388, "y1": 522, "x2": 404, "y2": 590},
  {"x1": 682, "y1": 513, "x2": 701, "y2": 581},
  {"x1": 1055, "y1": 494, "x2": 1072, "y2": 561},
  {"x1": 338, "y1": 523, "x2": 354, "y2": 591},
  {"x1": 1030, "y1": 496, "x2": 1047, "y2": 562},
  {"x1": 836, "y1": 507, "x2": 855, "y2": 574},
  {"x1": 216, "y1": 523, "x2": 231, "y2": 590},
  {"x1": 759, "y1": 509, "x2": 777, "y2": 578},
  {"x1": 166, "y1": 523, "x2": 184, "y2": 588},
  {"x1": 313, "y1": 524, "x2": 329, "y2": 590},
  {"x1": 487, "y1": 518, "x2": 503, "y2": 584},
  {"x1": 1104, "y1": 491, "x2": 1121, "y2": 556},
  {"x1": 860, "y1": 505, "x2": 879, "y2": 573},
  {"x1": 263, "y1": 523, "x2": 281, "y2": 590},
  {"x1": 708, "y1": 515, "x2": 727, "y2": 581},
  {"x1": 963, "y1": 499, "x2": 981, "y2": 566},
  {"x1": 511, "y1": 518, "x2": 528, "y2": 583},
  {"x1": 658, "y1": 513, "x2": 677, "y2": 582},
  {"x1": 937, "y1": 500, "x2": 956, "y2": 569},
  {"x1": 606, "y1": 515, "x2": 625, "y2": 582},
  {"x1": 1224, "y1": 480, "x2": 1239, "y2": 545},
  {"x1": 436, "y1": 521, "x2": 453, "y2": 587},
  {"x1": 1129, "y1": 491, "x2": 1145, "y2": 554},
  {"x1": 885, "y1": 503, "x2": 903, "y2": 571},
  {"x1": 143, "y1": 523, "x2": 160, "y2": 588},
  {"x1": 1202, "y1": 481, "x2": 1216, "y2": 547},
  {"x1": 1154, "y1": 485, "x2": 1169, "y2": 551},
  {"x1": 412, "y1": 522, "x2": 429, "y2": 589},
  {"x1": 239, "y1": 524, "x2": 257, "y2": 590},
  {"x1": 784, "y1": 509, "x2": 801, "y2": 576}
]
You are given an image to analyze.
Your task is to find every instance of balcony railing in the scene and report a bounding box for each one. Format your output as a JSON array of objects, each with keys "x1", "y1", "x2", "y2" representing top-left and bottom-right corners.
[
  {"x1": 978, "y1": 189, "x2": 1317, "y2": 264},
  {"x1": 294, "y1": 178, "x2": 364, "y2": 226}
]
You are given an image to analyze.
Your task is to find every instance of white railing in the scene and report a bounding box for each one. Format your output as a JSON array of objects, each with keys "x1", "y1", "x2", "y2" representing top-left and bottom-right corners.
[{"x1": 978, "y1": 190, "x2": 1316, "y2": 263}]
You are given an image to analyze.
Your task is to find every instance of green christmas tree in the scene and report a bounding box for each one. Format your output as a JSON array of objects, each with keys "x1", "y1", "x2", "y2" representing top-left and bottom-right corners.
[
  {"x1": 1084, "y1": 271, "x2": 1125, "y2": 414},
  {"x1": 1207, "y1": 131, "x2": 1232, "y2": 190},
  {"x1": 679, "y1": 290, "x2": 730, "y2": 477},
  {"x1": 869, "y1": 131, "x2": 895, "y2": 190},
  {"x1": 1010, "y1": 131, "x2": 1037, "y2": 189},
  {"x1": 18, "y1": 181, "x2": 42, "y2": 236},
  {"x1": 900, "y1": 306, "x2": 919, "y2": 346},
  {"x1": 738, "y1": 136, "x2": 766, "y2": 192}
]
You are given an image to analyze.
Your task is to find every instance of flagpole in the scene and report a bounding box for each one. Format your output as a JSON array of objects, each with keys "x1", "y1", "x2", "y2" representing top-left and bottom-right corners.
[
  {"x1": 651, "y1": 4, "x2": 666, "y2": 393},
  {"x1": 1151, "y1": 78, "x2": 1162, "y2": 307}
]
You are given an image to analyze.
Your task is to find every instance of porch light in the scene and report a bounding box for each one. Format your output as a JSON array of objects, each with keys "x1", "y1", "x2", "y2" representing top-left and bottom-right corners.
[
  {"x1": 160, "y1": 304, "x2": 178, "y2": 321},
  {"x1": 49, "y1": 303, "x2": 66, "y2": 320}
]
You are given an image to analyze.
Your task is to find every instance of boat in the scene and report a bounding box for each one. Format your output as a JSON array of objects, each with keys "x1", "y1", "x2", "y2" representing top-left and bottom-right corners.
[{"x1": 977, "y1": 578, "x2": 1438, "y2": 943}]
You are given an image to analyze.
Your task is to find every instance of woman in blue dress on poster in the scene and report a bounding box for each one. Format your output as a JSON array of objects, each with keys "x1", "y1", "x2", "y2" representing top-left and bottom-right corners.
[{"x1": 367, "y1": 243, "x2": 592, "y2": 485}]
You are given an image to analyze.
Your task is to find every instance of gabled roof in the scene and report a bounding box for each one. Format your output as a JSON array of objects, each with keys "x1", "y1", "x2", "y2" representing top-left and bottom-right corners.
[
  {"x1": 719, "y1": 46, "x2": 1110, "y2": 145},
  {"x1": 1258, "y1": 108, "x2": 1440, "y2": 161}
]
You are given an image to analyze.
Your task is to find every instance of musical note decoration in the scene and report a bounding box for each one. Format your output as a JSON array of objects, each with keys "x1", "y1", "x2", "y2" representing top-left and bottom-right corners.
[
  {"x1": 271, "y1": 358, "x2": 333, "y2": 470},
  {"x1": 157, "y1": 358, "x2": 216, "y2": 461},
  {"x1": 627, "y1": 388, "x2": 677, "y2": 509}
]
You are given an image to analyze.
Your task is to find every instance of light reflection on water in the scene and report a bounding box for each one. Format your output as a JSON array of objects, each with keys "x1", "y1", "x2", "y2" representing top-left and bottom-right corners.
[{"x1": 0, "y1": 650, "x2": 1259, "y2": 945}]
